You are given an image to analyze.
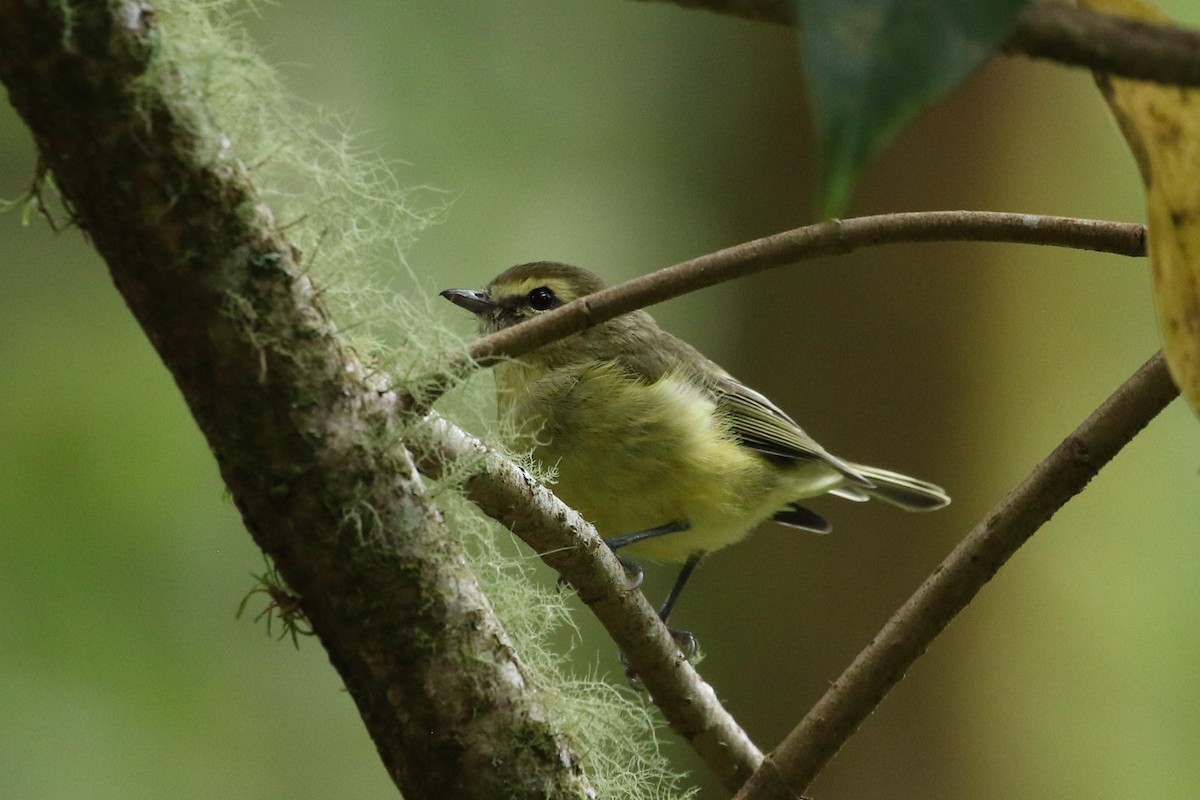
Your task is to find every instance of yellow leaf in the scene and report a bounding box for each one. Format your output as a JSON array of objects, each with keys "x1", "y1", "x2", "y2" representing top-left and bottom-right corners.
[{"x1": 1082, "y1": 0, "x2": 1198, "y2": 414}]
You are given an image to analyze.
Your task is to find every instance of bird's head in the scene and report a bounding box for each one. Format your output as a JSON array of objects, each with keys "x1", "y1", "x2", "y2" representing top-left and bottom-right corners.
[{"x1": 440, "y1": 261, "x2": 607, "y2": 335}]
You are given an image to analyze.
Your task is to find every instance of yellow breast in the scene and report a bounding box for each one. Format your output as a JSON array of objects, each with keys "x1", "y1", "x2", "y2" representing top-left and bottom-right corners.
[{"x1": 500, "y1": 360, "x2": 839, "y2": 563}]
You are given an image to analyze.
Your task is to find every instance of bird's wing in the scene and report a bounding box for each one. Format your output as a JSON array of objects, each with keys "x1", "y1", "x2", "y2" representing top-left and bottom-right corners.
[
  {"x1": 711, "y1": 375, "x2": 874, "y2": 487},
  {"x1": 607, "y1": 325, "x2": 874, "y2": 488}
]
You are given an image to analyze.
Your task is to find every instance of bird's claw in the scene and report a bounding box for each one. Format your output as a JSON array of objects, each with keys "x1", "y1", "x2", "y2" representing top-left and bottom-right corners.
[
  {"x1": 668, "y1": 627, "x2": 698, "y2": 660},
  {"x1": 619, "y1": 626, "x2": 700, "y2": 688},
  {"x1": 615, "y1": 553, "x2": 644, "y2": 591}
]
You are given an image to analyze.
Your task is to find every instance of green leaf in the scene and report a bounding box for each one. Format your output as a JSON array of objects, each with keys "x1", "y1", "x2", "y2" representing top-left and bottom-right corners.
[{"x1": 794, "y1": 0, "x2": 1030, "y2": 215}]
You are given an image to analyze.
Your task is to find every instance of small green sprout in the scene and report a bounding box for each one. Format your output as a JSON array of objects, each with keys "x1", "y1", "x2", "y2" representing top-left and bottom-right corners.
[{"x1": 237, "y1": 555, "x2": 313, "y2": 648}]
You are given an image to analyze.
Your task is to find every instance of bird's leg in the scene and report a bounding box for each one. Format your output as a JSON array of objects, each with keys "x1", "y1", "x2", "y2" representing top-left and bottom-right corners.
[
  {"x1": 621, "y1": 550, "x2": 705, "y2": 685},
  {"x1": 604, "y1": 521, "x2": 689, "y2": 591},
  {"x1": 656, "y1": 551, "x2": 703, "y2": 659},
  {"x1": 605, "y1": 521, "x2": 690, "y2": 550}
]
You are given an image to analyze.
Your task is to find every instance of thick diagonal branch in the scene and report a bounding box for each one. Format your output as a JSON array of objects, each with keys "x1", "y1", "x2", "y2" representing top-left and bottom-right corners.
[{"x1": 0, "y1": 4, "x2": 592, "y2": 798}]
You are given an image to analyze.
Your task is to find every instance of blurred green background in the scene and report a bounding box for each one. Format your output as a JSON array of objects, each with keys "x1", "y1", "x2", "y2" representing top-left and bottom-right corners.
[{"x1": 3, "y1": 2, "x2": 1199, "y2": 798}]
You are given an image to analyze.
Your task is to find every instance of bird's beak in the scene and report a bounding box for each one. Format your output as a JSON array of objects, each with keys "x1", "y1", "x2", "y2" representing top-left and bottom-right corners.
[{"x1": 440, "y1": 288, "x2": 495, "y2": 315}]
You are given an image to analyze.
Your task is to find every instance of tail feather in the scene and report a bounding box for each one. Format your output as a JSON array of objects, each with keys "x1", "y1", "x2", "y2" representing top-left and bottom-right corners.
[{"x1": 849, "y1": 464, "x2": 950, "y2": 511}]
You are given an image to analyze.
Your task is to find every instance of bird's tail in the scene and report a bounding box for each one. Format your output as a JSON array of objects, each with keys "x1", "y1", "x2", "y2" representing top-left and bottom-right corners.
[{"x1": 847, "y1": 464, "x2": 950, "y2": 511}]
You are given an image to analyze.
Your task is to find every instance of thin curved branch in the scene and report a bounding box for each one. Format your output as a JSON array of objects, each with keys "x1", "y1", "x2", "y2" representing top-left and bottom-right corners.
[
  {"x1": 468, "y1": 212, "x2": 1143, "y2": 367},
  {"x1": 412, "y1": 209, "x2": 1142, "y2": 422},
  {"x1": 412, "y1": 212, "x2": 1141, "y2": 418},
  {"x1": 634, "y1": 1, "x2": 1200, "y2": 87},
  {"x1": 415, "y1": 416, "x2": 764, "y2": 792},
  {"x1": 733, "y1": 351, "x2": 1180, "y2": 800},
  {"x1": 411, "y1": 211, "x2": 1142, "y2": 419}
]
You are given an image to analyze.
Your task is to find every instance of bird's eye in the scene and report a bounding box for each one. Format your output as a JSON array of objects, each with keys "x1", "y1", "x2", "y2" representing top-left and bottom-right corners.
[{"x1": 527, "y1": 286, "x2": 557, "y2": 311}]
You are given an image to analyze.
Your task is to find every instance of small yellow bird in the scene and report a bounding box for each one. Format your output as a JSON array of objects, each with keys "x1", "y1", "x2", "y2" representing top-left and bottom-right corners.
[{"x1": 442, "y1": 262, "x2": 948, "y2": 647}]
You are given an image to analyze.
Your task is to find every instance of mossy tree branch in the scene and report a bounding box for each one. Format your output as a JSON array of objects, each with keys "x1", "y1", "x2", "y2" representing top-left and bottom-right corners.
[
  {"x1": 0, "y1": 4, "x2": 593, "y2": 799},
  {"x1": 635, "y1": 1, "x2": 1200, "y2": 87}
]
